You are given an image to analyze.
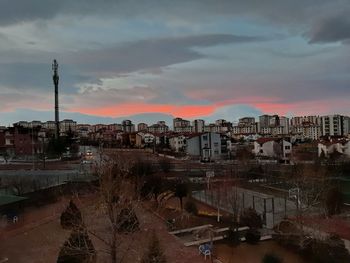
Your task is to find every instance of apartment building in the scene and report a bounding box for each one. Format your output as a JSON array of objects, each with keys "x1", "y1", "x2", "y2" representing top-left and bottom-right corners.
[
  {"x1": 60, "y1": 119, "x2": 77, "y2": 133},
  {"x1": 173, "y1": 118, "x2": 192, "y2": 133},
  {"x1": 137, "y1": 123, "x2": 148, "y2": 132},
  {"x1": 232, "y1": 117, "x2": 258, "y2": 135},
  {"x1": 147, "y1": 121, "x2": 169, "y2": 133},
  {"x1": 122, "y1": 120, "x2": 135, "y2": 133},
  {"x1": 192, "y1": 119, "x2": 205, "y2": 133},
  {"x1": 321, "y1": 115, "x2": 350, "y2": 137}
]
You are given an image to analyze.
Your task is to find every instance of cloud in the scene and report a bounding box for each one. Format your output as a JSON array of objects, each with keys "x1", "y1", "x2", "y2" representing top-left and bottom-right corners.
[
  {"x1": 308, "y1": 14, "x2": 350, "y2": 44},
  {"x1": 0, "y1": 90, "x2": 52, "y2": 112},
  {"x1": 68, "y1": 34, "x2": 264, "y2": 77},
  {"x1": 0, "y1": 62, "x2": 91, "y2": 93},
  {"x1": 0, "y1": 1, "x2": 350, "y2": 122},
  {"x1": 0, "y1": 0, "x2": 343, "y2": 27}
]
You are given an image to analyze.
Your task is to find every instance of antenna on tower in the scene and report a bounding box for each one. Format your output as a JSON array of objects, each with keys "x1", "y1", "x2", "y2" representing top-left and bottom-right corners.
[{"x1": 52, "y1": 59, "x2": 60, "y2": 139}]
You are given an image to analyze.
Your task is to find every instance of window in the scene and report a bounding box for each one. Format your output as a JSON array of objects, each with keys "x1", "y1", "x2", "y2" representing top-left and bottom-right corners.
[
  {"x1": 214, "y1": 142, "x2": 219, "y2": 147},
  {"x1": 285, "y1": 145, "x2": 290, "y2": 150},
  {"x1": 203, "y1": 135, "x2": 208, "y2": 140}
]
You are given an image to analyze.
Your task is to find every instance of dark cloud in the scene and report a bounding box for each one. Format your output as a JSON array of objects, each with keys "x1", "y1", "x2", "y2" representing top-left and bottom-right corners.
[
  {"x1": 68, "y1": 34, "x2": 264, "y2": 77},
  {"x1": 2, "y1": 1, "x2": 350, "y2": 46},
  {"x1": 0, "y1": 34, "x2": 263, "y2": 95},
  {"x1": 0, "y1": 62, "x2": 91, "y2": 93},
  {"x1": 0, "y1": 0, "x2": 344, "y2": 26},
  {"x1": 308, "y1": 15, "x2": 350, "y2": 44}
]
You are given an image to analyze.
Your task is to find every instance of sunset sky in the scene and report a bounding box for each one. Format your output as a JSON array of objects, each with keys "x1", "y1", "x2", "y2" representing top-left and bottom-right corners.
[{"x1": 0, "y1": 0, "x2": 350, "y2": 124}]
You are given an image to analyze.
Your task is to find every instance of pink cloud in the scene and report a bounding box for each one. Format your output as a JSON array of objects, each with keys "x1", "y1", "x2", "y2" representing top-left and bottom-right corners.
[{"x1": 68, "y1": 97, "x2": 350, "y2": 119}]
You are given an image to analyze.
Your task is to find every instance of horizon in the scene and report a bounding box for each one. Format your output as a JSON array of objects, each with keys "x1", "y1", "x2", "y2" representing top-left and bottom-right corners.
[
  {"x1": 1, "y1": 110, "x2": 347, "y2": 127},
  {"x1": 1, "y1": 1, "x2": 350, "y2": 123}
]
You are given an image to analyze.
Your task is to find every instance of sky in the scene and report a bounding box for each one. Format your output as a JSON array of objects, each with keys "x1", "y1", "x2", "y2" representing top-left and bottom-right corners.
[{"x1": 0, "y1": 0, "x2": 350, "y2": 125}]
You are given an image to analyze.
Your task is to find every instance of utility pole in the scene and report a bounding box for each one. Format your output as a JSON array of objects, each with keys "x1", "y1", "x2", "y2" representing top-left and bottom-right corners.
[{"x1": 52, "y1": 59, "x2": 60, "y2": 139}]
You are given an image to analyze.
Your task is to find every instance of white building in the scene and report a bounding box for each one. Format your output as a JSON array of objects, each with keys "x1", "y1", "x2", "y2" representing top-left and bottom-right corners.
[
  {"x1": 321, "y1": 115, "x2": 350, "y2": 137},
  {"x1": 60, "y1": 119, "x2": 77, "y2": 133},
  {"x1": 253, "y1": 138, "x2": 292, "y2": 160},
  {"x1": 186, "y1": 132, "x2": 221, "y2": 161},
  {"x1": 169, "y1": 135, "x2": 187, "y2": 152},
  {"x1": 136, "y1": 132, "x2": 155, "y2": 147},
  {"x1": 291, "y1": 116, "x2": 321, "y2": 126},
  {"x1": 303, "y1": 125, "x2": 322, "y2": 140},
  {"x1": 258, "y1": 115, "x2": 289, "y2": 135},
  {"x1": 43, "y1": 121, "x2": 56, "y2": 130},
  {"x1": 232, "y1": 121, "x2": 258, "y2": 135},
  {"x1": 318, "y1": 139, "x2": 350, "y2": 158}
]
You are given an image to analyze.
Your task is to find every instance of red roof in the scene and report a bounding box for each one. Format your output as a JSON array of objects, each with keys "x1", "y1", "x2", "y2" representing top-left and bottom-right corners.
[{"x1": 256, "y1": 138, "x2": 278, "y2": 144}]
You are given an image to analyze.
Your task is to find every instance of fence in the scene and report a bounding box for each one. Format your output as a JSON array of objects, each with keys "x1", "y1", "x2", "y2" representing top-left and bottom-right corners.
[{"x1": 192, "y1": 187, "x2": 298, "y2": 229}]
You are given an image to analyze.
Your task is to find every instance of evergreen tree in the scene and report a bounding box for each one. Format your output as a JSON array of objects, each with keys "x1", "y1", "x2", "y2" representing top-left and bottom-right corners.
[
  {"x1": 57, "y1": 228, "x2": 96, "y2": 263},
  {"x1": 141, "y1": 232, "x2": 166, "y2": 263},
  {"x1": 174, "y1": 182, "x2": 188, "y2": 210},
  {"x1": 60, "y1": 200, "x2": 83, "y2": 229}
]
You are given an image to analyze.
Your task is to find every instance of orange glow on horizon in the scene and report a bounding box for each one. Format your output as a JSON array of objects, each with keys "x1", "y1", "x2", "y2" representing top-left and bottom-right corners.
[
  {"x1": 71, "y1": 103, "x2": 216, "y2": 118},
  {"x1": 69, "y1": 98, "x2": 350, "y2": 119}
]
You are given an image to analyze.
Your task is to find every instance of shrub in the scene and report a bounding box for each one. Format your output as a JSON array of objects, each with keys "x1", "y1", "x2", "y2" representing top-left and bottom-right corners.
[
  {"x1": 184, "y1": 201, "x2": 198, "y2": 215},
  {"x1": 245, "y1": 229, "x2": 261, "y2": 244},
  {"x1": 325, "y1": 187, "x2": 343, "y2": 216},
  {"x1": 262, "y1": 253, "x2": 283, "y2": 263},
  {"x1": 226, "y1": 226, "x2": 241, "y2": 247},
  {"x1": 278, "y1": 233, "x2": 350, "y2": 263},
  {"x1": 276, "y1": 220, "x2": 299, "y2": 234},
  {"x1": 275, "y1": 233, "x2": 304, "y2": 251},
  {"x1": 174, "y1": 182, "x2": 188, "y2": 210},
  {"x1": 305, "y1": 235, "x2": 350, "y2": 263},
  {"x1": 57, "y1": 228, "x2": 96, "y2": 263},
  {"x1": 141, "y1": 176, "x2": 163, "y2": 200},
  {"x1": 240, "y1": 208, "x2": 262, "y2": 229},
  {"x1": 60, "y1": 200, "x2": 83, "y2": 229},
  {"x1": 131, "y1": 160, "x2": 153, "y2": 178},
  {"x1": 159, "y1": 158, "x2": 172, "y2": 173},
  {"x1": 117, "y1": 207, "x2": 140, "y2": 233}
]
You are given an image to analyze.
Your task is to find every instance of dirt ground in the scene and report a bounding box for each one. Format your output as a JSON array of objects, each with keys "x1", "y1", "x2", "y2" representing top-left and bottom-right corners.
[{"x1": 0, "y1": 195, "x2": 206, "y2": 263}]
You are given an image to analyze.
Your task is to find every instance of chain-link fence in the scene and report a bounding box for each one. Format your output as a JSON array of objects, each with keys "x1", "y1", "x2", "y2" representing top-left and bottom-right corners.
[{"x1": 192, "y1": 187, "x2": 298, "y2": 229}]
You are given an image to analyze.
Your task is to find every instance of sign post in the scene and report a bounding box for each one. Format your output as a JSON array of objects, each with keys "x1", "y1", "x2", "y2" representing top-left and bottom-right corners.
[{"x1": 206, "y1": 170, "x2": 214, "y2": 190}]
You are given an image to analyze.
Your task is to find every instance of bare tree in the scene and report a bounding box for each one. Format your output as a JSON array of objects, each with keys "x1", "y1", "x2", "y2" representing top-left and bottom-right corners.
[
  {"x1": 288, "y1": 164, "x2": 329, "y2": 218},
  {"x1": 86, "y1": 153, "x2": 140, "y2": 263}
]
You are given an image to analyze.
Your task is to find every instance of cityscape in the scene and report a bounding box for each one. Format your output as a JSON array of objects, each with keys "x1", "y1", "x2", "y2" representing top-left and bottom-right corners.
[
  {"x1": 1, "y1": 113, "x2": 350, "y2": 163},
  {"x1": 1, "y1": 1, "x2": 350, "y2": 263}
]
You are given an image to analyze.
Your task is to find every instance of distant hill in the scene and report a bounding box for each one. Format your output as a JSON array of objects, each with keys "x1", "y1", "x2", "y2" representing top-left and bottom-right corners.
[{"x1": 0, "y1": 109, "x2": 174, "y2": 126}]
